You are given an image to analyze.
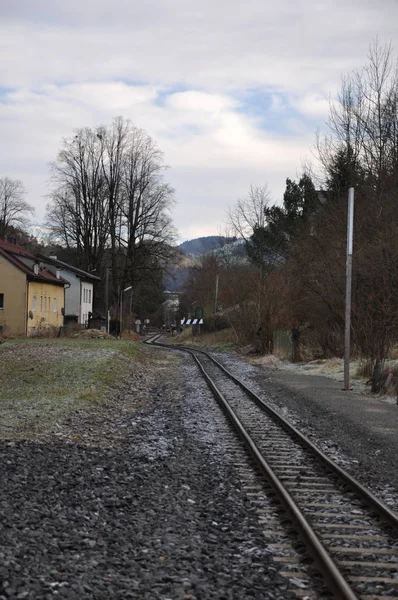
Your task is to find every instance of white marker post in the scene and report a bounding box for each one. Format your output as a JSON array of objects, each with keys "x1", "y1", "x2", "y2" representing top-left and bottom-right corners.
[{"x1": 344, "y1": 187, "x2": 355, "y2": 390}]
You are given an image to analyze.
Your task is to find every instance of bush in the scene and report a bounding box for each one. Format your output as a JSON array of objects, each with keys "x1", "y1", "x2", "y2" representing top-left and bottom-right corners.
[{"x1": 203, "y1": 314, "x2": 230, "y2": 333}]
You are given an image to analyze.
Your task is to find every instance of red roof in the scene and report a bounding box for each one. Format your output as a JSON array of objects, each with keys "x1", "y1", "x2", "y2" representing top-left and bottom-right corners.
[
  {"x1": 0, "y1": 243, "x2": 67, "y2": 285},
  {"x1": 0, "y1": 239, "x2": 35, "y2": 258}
]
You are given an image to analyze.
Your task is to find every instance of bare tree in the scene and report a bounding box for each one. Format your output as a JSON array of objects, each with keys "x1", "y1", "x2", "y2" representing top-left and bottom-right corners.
[
  {"x1": 318, "y1": 39, "x2": 398, "y2": 197},
  {"x1": 227, "y1": 184, "x2": 281, "y2": 346},
  {"x1": 0, "y1": 177, "x2": 34, "y2": 239},
  {"x1": 228, "y1": 184, "x2": 271, "y2": 241},
  {"x1": 47, "y1": 127, "x2": 108, "y2": 271},
  {"x1": 98, "y1": 117, "x2": 129, "y2": 291},
  {"x1": 118, "y1": 125, "x2": 176, "y2": 290},
  {"x1": 291, "y1": 41, "x2": 398, "y2": 370},
  {"x1": 47, "y1": 117, "x2": 177, "y2": 314}
]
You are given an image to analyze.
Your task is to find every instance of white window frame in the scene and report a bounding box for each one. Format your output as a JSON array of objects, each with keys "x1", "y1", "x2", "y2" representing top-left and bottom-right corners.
[
  {"x1": 32, "y1": 295, "x2": 37, "y2": 312},
  {"x1": 53, "y1": 298, "x2": 57, "y2": 312}
]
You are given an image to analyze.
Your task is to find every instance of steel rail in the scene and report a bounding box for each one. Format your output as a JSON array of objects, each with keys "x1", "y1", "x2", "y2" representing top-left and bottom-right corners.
[
  {"x1": 145, "y1": 338, "x2": 398, "y2": 599},
  {"x1": 151, "y1": 339, "x2": 398, "y2": 531},
  {"x1": 189, "y1": 350, "x2": 359, "y2": 600}
]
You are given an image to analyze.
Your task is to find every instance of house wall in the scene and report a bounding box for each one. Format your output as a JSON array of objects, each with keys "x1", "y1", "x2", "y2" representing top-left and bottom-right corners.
[
  {"x1": 27, "y1": 281, "x2": 65, "y2": 336},
  {"x1": 0, "y1": 257, "x2": 26, "y2": 335},
  {"x1": 17, "y1": 257, "x2": 95, "y2": 326},
  {"x1": 40, "y1": 265, "x2": 82, "y2": 320},
  {"x1": 61, "y1": 270, "x2": 81, "y2": 318},
  {"x1": 80, "y1": 282, "x2": 94, "y2": 325}
]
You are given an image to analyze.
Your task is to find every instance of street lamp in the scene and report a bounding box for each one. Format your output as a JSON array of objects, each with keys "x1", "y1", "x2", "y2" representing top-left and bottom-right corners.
[{"x1": 120, "y1": 286, "x2": 132, "y2": 337}]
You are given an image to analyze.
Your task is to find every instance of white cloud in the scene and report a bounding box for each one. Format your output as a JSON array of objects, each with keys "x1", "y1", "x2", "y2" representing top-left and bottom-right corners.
[
  {"x1": 1, "y1": 1, "x2": 395, "y2": 92},
  {"x1": 166, "y1": 91, "x2": 238, "y2": 113},
  {"x1": 0, "y1": 0, "x2": 398, "y2": 238},
  {"x1": 292, "y1": 94, "x2": 331, "y2": 120},
  {"x1": 0, "y1": 80, "x2": 315, "y2": 237}
]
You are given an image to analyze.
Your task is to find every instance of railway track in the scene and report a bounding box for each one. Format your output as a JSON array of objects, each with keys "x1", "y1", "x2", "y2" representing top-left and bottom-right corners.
[{"x1": 145, "y1": 335, "x2": 398, "y2": 600}]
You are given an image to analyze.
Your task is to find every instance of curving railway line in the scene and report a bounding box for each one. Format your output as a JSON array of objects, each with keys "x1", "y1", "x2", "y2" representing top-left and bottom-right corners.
[{"x1": 145, "y1": 334, "x2": 398, "y2": 600}]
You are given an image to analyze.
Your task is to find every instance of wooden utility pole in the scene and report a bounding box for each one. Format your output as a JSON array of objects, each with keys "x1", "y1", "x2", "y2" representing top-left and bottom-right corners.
[
  {"x1": 214, "y1": 274, "x2": 219, "y2": 313},
  {"x1": 105, "y1": 268, "x2": 110, "y2": 333}
]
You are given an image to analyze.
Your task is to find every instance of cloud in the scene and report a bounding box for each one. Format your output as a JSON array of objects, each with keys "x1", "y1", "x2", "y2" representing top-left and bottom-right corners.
[
  {"x1": 1, "y1": 0, "x2": 396, "y2": 92},
  {"x1": 166, "y1": 91, "x2": 238, "y2": 113},
  {"x1": 0, "y1": 80, "x2": 315, "y2": 238},
  {"x1": 1, "y1": 0, "x2": 398, "y2": 238},
  {"x1": 291, "y1": 94, "x2": 331, "y2": 120}
]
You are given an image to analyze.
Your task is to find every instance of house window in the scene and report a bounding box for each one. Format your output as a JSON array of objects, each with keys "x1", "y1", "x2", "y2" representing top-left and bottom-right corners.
[
  {"x1": 40, "y1": 296, "x2": 43, "y2": 311},
  {"x1": 53, "y1": 298, "x2": 57, "y2": 312},
  {"x1": 0, "y1": 293, "x2": 3, "y2": 310},
  {"x1": 32, "y1": 295, "x2": 37, "y2": 311},
  {"x1": 88, "y1": 289, "x2": 91, "y2": 304}
]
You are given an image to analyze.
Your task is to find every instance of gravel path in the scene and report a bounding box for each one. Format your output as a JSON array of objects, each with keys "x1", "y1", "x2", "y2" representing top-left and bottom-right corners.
[{"x1": 0, "y1": 348, "x2": 297, "y2": 600}]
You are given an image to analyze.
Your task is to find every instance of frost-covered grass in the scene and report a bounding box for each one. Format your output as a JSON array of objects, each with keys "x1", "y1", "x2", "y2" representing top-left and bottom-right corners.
[
  {"x1": 0, "y1": 338, "x2": 147, "y2": 439},
  {"x1": 251, "y1": 354, "x2": 398, "y2": 403}
]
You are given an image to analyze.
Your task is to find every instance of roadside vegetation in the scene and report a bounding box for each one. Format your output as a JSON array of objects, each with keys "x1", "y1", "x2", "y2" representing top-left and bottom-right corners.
[
  {"x1": 177, "y1": 40, "x2": 398, "y2": 394},
  {"x1": 0, "y1": 338, "x2": 148, "y2": 440},
  {"x1": 172, "y1": 326, "x2": 236, "y2": 352}
]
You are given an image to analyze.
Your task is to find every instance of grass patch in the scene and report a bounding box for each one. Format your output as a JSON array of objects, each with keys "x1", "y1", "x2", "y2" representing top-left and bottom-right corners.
[
  {"x1": 172, "y1": 327, "x2": 237, "y2": 352},
  {"x1": 0, "y1": 338, "x2": 147, "y2": 439}
]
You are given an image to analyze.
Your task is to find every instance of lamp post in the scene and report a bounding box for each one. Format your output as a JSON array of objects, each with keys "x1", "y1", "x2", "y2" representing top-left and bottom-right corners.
[{"x1": 120, "y1": 286, "x2": 132, "y2": 337}]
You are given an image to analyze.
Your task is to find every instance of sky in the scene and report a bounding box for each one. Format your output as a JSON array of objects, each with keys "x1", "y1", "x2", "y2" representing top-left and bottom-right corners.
[{"x1": 1, "y1": 0, "x2": 398, "y2": 242}]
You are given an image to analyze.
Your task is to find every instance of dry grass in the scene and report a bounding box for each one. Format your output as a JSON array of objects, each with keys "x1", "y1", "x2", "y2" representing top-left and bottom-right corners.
[
  {"x1": 388, "y1": 345, "x2": 398, "y2": 360},
  {"x1": 251, "y1": 355, "x2": 281, "y2": 368},
  {"x1": 0, "y1": 338, "x2": 148, "y2": 440},
  {"x1": 173, "y1": 327, "x2": 237, "y2": 351},
  {"x1": 72, "y1": 328, "x2": 115, "y2": 339},
  {"x1": 355, "y1": 358, "x2": 375, "y2": 379}
]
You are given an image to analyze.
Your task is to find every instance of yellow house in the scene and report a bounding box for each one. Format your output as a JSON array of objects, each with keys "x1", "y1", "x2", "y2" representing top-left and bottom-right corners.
[
  {"x1": 26, "y1": 278, "x2": 66, "y2": 336},
  {"x1": 0, "y1": 240, "x2": 67, "y2": 336}
]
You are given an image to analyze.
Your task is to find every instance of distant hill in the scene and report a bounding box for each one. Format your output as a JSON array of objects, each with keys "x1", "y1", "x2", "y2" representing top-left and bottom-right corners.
[
  {"x1": 178, "y1": 236, "x2": 236, "y2": 256},
  {"x1": 164, "y1": 236, "x2": 247, "y2": 292}
]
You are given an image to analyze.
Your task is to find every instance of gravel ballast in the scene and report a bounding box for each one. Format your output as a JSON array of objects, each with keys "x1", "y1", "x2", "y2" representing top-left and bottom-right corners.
[
  {"x1": 0, "y1": 346, "x2": 298, "y2": 600},
  {"x1": 211, "y1": 350, "x2": 398, "y2": 512}
]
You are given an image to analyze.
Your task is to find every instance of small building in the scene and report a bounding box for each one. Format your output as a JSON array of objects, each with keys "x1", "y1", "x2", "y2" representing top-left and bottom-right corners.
[
  {"x1": 35, "y1": 254, "x2": 101, "y2": 327},
  {"x1": 0, "y1": 240, "x2": 67, "y2": 336}
]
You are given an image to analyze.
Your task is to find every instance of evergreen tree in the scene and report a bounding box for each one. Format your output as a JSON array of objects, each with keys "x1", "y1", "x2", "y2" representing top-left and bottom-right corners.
[
  {"x1": 325, "y1": 146, "x2": 362, "y2": 199},
  {"x1": 245, "y1": 173, "x2": 320, "y2": 267}
]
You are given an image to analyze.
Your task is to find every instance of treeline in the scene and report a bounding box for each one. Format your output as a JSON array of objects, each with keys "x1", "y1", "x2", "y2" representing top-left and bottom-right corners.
[
  {"x1": 1, "y1": 117, "x2": 178, "y2": 321},
  {"x1": 47, "y1": 116, "x2": 177, "y2": 315},
  {"x1": 181, "y1": 41, "x2": 398, "y2": 372}
]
